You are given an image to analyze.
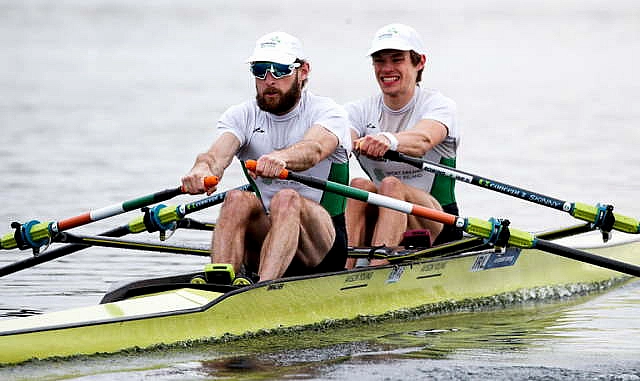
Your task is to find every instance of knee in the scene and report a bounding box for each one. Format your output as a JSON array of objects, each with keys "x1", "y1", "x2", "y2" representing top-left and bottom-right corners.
[
  {"x1": 270, "y1": 188, "x2": 303, "y2": 214},
  {"x1": 378, "y1": 176, "x2": 404, "y2": 197},
  {"x1": 220, "y1": 190, "x2": 254, "y2": 216},
  {"x1": 350, "y1": 177, "x2": 377, "y2": 192}
]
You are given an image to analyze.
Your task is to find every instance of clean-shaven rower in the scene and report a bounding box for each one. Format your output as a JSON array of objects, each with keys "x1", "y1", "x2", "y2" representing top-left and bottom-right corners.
[{"x1": 345, "y1": 23, "x2": 461, "y2": 267}]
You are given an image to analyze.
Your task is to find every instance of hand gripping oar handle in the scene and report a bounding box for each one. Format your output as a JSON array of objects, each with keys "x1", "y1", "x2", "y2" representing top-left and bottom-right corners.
[
  {"x1": 382, "y1": 150, "x2": 640, "y2": 237},
  {"x1": 245, "y1": 160, "x2": 640, "y2": 278},
  {"x1": 1, "y1": 176, "x2": 218, "y2": 251},
  {"x1": 201, "y1": 176, "x2": 220, "y2": 190}
]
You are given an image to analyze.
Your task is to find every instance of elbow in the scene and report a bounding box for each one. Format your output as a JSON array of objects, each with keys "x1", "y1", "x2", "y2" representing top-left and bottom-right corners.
[
  {"x1": 300, "y1": 141, "x2": 324, "y2": 169},
  {"x1": 406, "y1": 138, "x2": 433, "y2": 157},
  {"x1": 309, "y1": 141, "x2": 324, "y2": 163}
]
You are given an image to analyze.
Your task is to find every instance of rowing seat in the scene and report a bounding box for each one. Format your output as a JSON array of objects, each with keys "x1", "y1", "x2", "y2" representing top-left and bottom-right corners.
[{"x1": 400, "y1": 229, "x2": 433, "y2": 249}]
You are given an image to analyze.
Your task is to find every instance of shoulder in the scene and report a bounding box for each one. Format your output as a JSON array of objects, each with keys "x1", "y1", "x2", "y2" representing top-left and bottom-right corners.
[
  {"x1": 416, "y1": 88, "x2": 456, "y2": 111},
  {"x1": 219, "y1": 99, "x2": 260, "y2": 125},
  {"x1": 344, "y1": 93, "x2": 382, "y2": 115},
  {"x1": 222, "y1": 98, "x2": 258, "y2": 116},
  {"x1": 304, "y1": 91, "x2": 342, "y2": 111},
  {"x1": 303, "y1": 92, "x2": 349, "y2": 120},
  {"x1": 218, "y1": 99, "x2": 261, "y2": 136}
]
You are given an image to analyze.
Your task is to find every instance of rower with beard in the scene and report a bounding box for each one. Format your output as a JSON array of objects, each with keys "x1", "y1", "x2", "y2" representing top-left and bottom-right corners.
[{"x1": 182, "y1": 31, "x2": 352, "y2": 284}]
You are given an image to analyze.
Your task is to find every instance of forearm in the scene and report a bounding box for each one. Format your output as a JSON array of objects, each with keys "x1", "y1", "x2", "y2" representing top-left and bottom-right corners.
[
  {"x1": 191, "y1": 151, "x2": 233, "y2": 178},
  {"x1": 354, "y1": 120, "x2": 447, "y2": 159},
  {"x1": 271, "y1": 124, "x2": 338, "y2": 171},
  {"x1": 390, "y1": 119, "x2": 448, "y2": 157},
  {"x1": 183, "y1": 132, "x2": 239, "y2": 194},
  {"x1": 395, "y1": 130, "x2": 437, "y2": 157},
  {"x1": 273, "y1": 140, "x2": 324, "y2": 171}
]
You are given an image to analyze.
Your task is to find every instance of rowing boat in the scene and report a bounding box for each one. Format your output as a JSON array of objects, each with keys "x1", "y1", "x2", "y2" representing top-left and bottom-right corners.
[
  {"x1": 1, "y1": 156, "x2": 639, "y2": 365},
  {"x1": 0, "y1": 225, "x2": 638, "y2": 365}
]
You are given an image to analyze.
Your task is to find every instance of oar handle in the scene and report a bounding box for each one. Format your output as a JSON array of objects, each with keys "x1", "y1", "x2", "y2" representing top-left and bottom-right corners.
[
  {"x1": 180, "y1": 176, "x2": 219, "y2": 193},
  {"x1": 245, "y1": 160, "x2": 289, "y2": 179},
  {"x1": 204, "y1": 176, "x2": 219, "y2": 188}
]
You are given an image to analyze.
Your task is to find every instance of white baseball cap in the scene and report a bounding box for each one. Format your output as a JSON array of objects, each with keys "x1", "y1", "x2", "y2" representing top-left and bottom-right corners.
[
  {"x1": 367, "y1": 23, "x2": 426, "y2": 56},
  {"x1": 246, "y1": 31, "x2": 305, "y2": 65}
]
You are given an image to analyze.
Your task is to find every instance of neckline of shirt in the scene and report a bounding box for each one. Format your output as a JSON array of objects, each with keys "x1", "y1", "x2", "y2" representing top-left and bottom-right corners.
[{"x1": 381, "y1": 87, "x2": 419, "y2": 115}]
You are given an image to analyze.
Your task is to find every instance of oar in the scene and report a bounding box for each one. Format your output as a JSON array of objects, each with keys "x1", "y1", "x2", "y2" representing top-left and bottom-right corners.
[
  {"x1": 55, "y1": 232, "x2": 211, "y2": 256},
  {"x1": 348, "y1": 222, "x2": 595, "y2": 263},
  {"x1": 245, "y1": 160, "x2": 640, "y2": 277},
  {"x1": 0, "y1": 176, "x2": 219, "y2": 252},
  {"x1": 381, "y1": 150, "x2": 640, "y2": 238},
  {"x1": 0, "y1": 218, "x2": 206, "y2": 278},
  {"x1": 0, "y1": 185, "x2": 249, "y2": 278},
  {"x1": 119, "y1": 183, "x2": 252, "y2": 238}
]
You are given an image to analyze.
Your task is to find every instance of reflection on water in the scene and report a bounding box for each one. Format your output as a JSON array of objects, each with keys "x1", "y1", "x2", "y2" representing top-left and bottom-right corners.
[{"x1": 0, "y1": 308, "x2": 43, "y2": 319}]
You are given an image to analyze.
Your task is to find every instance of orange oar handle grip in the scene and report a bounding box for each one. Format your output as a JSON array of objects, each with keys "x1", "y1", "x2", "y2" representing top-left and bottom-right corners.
[
  {"x1": 180, "y1": 176, "x2": 219, "y2": 193},
  {"x1": 203, "y1": 176, "x2": 219, "y2": 188},
  {"x1": 245, "y1": 160, "x2": 289, "y2": 179}
]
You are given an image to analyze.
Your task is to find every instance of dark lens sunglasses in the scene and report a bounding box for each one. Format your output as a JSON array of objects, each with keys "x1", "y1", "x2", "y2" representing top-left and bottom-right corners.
[{"x1": 250, "y1": 62, "x2": 301, "y2": 80}]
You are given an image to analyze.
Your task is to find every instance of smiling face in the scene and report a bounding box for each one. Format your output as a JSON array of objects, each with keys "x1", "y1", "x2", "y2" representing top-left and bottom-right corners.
[{"x1": 372, "y1": 49, "x2": 425, "y2": 109}]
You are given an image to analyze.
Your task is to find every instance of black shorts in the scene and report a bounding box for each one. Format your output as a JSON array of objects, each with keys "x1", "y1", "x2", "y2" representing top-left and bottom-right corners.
[
  {"x1": 433, "y1": 202, "x2": 463, "y2": 245},
  {"x1": 284, "y1": 213, "x2": 347, "y2": 277}
]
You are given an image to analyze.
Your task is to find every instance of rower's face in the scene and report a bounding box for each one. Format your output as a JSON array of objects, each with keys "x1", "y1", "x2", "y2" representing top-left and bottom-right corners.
[
  {"x1": 255, "y1": 62, "x2": 309, "y2": 115},
  {"x1": 372, "y1": 50, "x2": 424, "y2": 97}
]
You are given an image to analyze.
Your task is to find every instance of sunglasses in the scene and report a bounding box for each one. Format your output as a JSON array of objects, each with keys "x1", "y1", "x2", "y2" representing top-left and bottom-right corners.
[{"x1": 250, "y1": 62, "x2": 301, "y2": 80}]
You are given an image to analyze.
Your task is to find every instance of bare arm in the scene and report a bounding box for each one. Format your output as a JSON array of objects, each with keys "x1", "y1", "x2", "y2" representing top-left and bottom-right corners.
[
  {"x1": 350, "y1": 128, "x2": 360, "y2": 151},
  {"x1": 253, "y1": 124, "x2": 339, "y2": 177},
  {"x1": 181, "y1": 132, "x2": 241, "y2": 194},
  {"x1": 395, "y1": 119, "x2": 448, "y2": 157},
  {"x1": 354, "y1": 119, "x2": 448, "y2": 158}
]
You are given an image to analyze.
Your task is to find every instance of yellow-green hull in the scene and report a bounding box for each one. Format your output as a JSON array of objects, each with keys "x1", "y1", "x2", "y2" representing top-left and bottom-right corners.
[{"x1": 1, "y1": 230, "x2": 638, "y2": 365}]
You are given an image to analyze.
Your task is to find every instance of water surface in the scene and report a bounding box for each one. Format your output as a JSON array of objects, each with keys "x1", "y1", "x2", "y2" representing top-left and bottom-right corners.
[{"x1": 1, "y1": 1, "x2": 639, "y2": 379}]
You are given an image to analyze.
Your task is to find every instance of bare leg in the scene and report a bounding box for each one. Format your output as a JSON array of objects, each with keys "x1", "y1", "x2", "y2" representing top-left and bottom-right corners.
[
  {"x1": 345, "y1": 177, "x2": 378, "y2": 269},
  {"x1": 211, "y1": 190, "x2": 267, "y2": 273},
  {"x1": 258, "y1": 189, "x2": 335, "y2": 281},
  {"x1": 370, "y1": 176, "x2": 444, "y2": 266}
]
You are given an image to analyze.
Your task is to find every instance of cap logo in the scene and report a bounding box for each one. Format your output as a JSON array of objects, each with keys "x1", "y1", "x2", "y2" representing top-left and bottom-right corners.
[
  {"x1": 377, "y1": 27, "x2": 399, "y2": 40},
  {"x1": 260, "y1": 36, "x2": 281, "y2": 49}
]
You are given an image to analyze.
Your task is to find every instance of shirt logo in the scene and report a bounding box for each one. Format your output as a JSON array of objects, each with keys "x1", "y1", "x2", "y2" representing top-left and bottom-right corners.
[
  {"x1": 253, "y1": 127, "x2": 265, "y2": 133},
  {"x1": 366, "y1": 123, "x2": 377, "y2": 129}
]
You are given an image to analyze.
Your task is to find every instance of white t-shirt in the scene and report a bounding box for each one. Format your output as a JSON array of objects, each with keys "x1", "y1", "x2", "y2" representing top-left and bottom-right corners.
[
  {"x1": 345, "y1": 87, "x2": 459, "y2": 205},
  {"x1": 217, "y1": 90, "x2": 352, "y2": 213}
]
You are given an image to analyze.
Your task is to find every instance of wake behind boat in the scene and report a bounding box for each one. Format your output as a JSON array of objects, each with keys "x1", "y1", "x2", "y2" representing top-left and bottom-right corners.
[{"x1": 0, "y1": 225, "x2": 638, "y2": 365}]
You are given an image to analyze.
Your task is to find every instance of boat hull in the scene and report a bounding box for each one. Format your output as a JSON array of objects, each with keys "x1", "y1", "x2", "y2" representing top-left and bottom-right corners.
[{"x1": 1, "y1": 230, "x2": 638, "y2": 364}]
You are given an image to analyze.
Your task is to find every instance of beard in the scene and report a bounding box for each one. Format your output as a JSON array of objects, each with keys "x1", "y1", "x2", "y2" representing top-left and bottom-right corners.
[{"x1": 256, "y1": 75, "x2": 301, "y2": 115}]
